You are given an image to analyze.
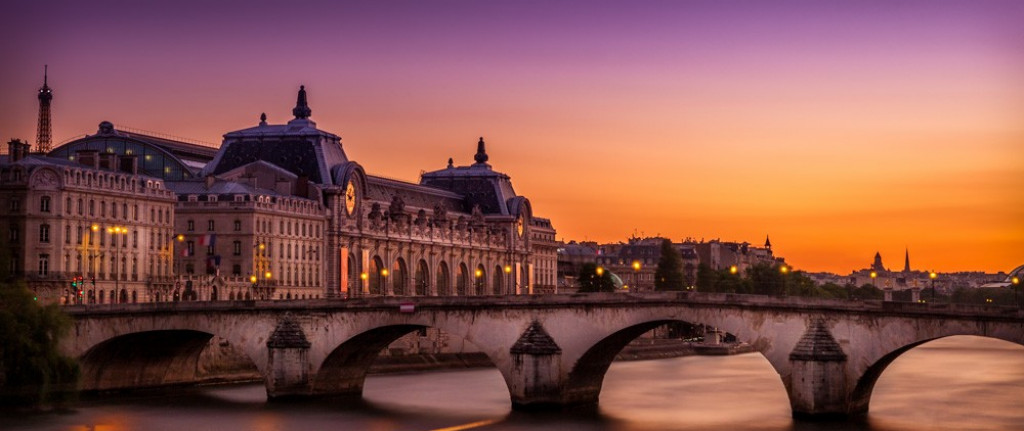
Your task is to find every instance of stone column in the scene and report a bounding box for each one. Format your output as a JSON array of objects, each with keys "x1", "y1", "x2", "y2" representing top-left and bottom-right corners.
[
  {"x1": 787, "y1": 319, "x2": 851, "y2": 418},
  {"x1": 266, "y1": 313, "x2": 312, "y2": 399},
  {"x1": 508, "y1": 320, "x2": 563, "y2": 409}
]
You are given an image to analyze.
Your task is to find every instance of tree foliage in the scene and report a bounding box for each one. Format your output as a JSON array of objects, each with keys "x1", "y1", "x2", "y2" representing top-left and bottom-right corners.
[
  {"x1": 654, "y1": 239, "x2": 685, "y2": 291},
  {"x1": 0, "y1": 280, "x2": 79, "y2": 406},
  {"x1": 577, "y1": 263, "x2": 616, "y2": 293}
]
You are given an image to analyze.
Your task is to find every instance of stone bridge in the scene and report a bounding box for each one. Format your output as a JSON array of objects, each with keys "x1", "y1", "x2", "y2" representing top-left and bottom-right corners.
[{"x1": 61, "y1": 292, "x2": 1024, "y2": 418}]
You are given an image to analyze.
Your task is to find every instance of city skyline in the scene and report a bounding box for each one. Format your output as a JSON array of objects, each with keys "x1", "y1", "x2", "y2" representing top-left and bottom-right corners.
[{"x1": 2, "y1": 1, "x2": 1022, "y2": 274}]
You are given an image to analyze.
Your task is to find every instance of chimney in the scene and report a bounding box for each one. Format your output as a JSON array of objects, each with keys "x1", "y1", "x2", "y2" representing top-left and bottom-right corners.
[
  {"x1": 275, "y1": 177, "x2": 292, "y2": 195},
  {"x1": 7, "y1": 139, "x2": 27, "y2": 162},
  {"x1": 296, "y1": 175, "x2": 309, "y2": 198},
  {"x1": 118, "y1": 155, "x2": 139, "y2": 174}
]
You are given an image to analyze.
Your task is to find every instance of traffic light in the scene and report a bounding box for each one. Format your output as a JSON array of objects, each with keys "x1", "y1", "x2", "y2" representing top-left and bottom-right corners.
[{"x1": 71, "y1": 277, "x2": 78, "y2": 288}]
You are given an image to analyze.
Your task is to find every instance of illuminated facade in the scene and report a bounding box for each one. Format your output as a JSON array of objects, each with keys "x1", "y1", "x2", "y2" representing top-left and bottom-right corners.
[{"x1": 0, "y1": 139, "x2": 177, "y2": 304}]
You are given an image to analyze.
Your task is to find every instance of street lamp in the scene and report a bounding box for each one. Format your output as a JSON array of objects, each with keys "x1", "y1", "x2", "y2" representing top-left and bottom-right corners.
[
  {"x1": 504, "y1": 265, "x2": 513, "y2": 295},
  {"x1": 870, "y1": 271, "x2": 877, "y2": 287},
  {"x1": 779, "y1": 265, "x2": 789, "y2": 274},
  {"x1": 596, "y1": 266, "x2": 605, "y2": 276},
  {"x1": 929, "y1": 271, "x2": 937, "y2": 300},
  {"x1": 106, "y1": 226, "x2": 128, "y2": 295},
  {"x1": 380, "y1": 268, "x2": 389, "y2": 296},
  {"x1": 474, "y1": 268, "x2": 483, "y2": 295},
  {"x1": 729, "y1": 265, "x2": 738, "y2": 275},
  {"x1": 632, "y1": 260, "x2": 641, "y2": 291},
  {"x1": 1012, "y1": 276, "x2": 1020, "y2": 308}
]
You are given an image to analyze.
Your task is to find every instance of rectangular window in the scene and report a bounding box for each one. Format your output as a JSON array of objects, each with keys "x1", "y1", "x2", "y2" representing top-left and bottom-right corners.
[
  {"x1": 65, "y1": 225, "x2": 71, "y2": 244},
  {"x1": 187, "y1": 241, "x2": 195, "y2": 256},
  {"x1": 233, "y1": 241, "x2": 241, "y2": 256},
  {"x1": 207, "y1": 220, "x2": 215, "y2": 231},
  {"x1": 232, "y1": 264, "x2": 241, "y2": 276},
  {"x1": 39, "y1": 224, "x2": 50, "y2": 243},
  {"x1": 234, "y1": 220, "x2": 241, "y2": 231},
  {"x1": 38, "y1": 254, "x2": 49, "y2": 276},
  {"x1": 187, "y1": 220, "x2": 195, "y2": 231},
  {"x1": 10, "y1": 199, "x2": 21, "y2": 212},
  {"x1": 9, "y1": 226, "x2": 19, "y2": 242},
  {"x1": 40, "y1": 197, "x2": 50, "y2": 213}
]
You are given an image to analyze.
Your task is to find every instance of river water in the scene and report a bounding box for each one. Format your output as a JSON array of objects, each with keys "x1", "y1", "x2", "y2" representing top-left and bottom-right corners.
[{"x1": 6, "y1": 336, "x2": 1023, "y2": 431}]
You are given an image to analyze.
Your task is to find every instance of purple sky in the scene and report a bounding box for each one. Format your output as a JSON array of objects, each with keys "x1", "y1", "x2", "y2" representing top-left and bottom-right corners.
[{"x1": 2, "y1": 0, "x2": 1023, "y2": 272}]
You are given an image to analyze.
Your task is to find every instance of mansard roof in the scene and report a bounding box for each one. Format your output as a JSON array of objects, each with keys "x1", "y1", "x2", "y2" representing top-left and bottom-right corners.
[
  {"x1": 419, "y1": 138, "x2": 520, "y2": 217},
  {"x1": 202, "y1": 87, "x2": 347, "y2": 185}
]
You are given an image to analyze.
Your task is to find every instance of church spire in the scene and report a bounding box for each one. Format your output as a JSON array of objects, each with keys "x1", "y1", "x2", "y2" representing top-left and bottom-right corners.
[
  {"x1": 764, "y1": 235, "x2": 772, "y2": 251},
  {"x1": 903, "y1": 248, "x2": 911, "y2": 272},
  {"x1": 473, "y1": 136, "x2": 490, "y2": 166},
  {"x1": 292, "y1": 85, "x2": 312, "y2": 119}
]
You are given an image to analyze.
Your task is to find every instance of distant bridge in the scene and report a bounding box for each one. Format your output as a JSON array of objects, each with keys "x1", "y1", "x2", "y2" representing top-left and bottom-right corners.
[{"x1": 62, "y1": 293, "x2": 1024, "y2": 419}]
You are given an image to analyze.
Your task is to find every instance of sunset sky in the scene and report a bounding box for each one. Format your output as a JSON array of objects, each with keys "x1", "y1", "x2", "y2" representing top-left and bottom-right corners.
[{"x1": 1, "y1": 1, "x2": 1022, "y2": 274}]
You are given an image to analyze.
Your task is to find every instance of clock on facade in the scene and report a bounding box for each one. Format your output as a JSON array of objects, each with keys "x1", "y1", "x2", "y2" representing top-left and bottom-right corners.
[{"x1": 345, "y1": 180, "x2": 357, "y2": 216}]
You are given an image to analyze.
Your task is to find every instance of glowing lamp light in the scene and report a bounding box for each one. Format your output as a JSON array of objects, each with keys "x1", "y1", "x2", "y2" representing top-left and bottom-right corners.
[
  {"x1": 504, "y1": 265, "x2": 512, "y2": 273},
  {"x1": 176, "y1": 234, "x2": 184, "y2": 242},
  {"x1": 870, "y1": 271, "x2": 877, "y2": 279},
  {"x1": 729, "y1": 265, "x2": 738, "y2": 275},
  {"x1": 1012, "y1": 276, "x2": 1020, "y2": 285},
  {"x1": 929, "y1": 272, "x2": 937, "y2": 280},
  {"x1": 360, "y1": 272, "x2": 368, "y2": 281},
  {"x1": 91, "y1": 224, "x2": 99, "y2": 231},
  {"x1": 264, "y1": 271, "x2": 272, "y2": 279},
  {"x1": 596, "y1": 266, "x2": 605, "y2": 276},
  {"x1": 475, "y1": 269, "x2": 483, "y2": 278},
  {"x1": 381, "y1": 269, "x2": 389, "y2": 277},
  {"x1": 249, "y1": 275, "x2": 257, "y2": 283},
  {"x1": 632, "y1": 261, "x2": 641, "y2": 271},
  {"x1": 780, "y1": 265, "x2": 789, "y2": 274}
]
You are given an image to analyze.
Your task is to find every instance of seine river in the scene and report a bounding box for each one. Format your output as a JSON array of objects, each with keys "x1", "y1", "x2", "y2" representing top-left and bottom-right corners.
[{"x1": 7, "y1": 336, "x2": 1023, "y2": 431}]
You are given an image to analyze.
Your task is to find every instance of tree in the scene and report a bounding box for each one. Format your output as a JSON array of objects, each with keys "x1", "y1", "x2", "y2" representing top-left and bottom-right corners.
[
  {"x1": 577, "y1": 263, "x2": 616, "y2": 293},
  {"x1": 654, "y1": 239, "x2": 685, "y2": 291},
  {"x1": 0, "y1": 280, "x2": 79, "y2": 406}
]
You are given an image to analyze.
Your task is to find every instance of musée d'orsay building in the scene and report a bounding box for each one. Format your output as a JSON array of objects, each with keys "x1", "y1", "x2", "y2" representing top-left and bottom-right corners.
[{"x1": 1, "y1": 86, "x2": 557, "y2": 304}]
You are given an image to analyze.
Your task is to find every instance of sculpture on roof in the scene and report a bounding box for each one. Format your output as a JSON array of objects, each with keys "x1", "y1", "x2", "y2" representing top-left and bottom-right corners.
[
  {"x1": 473, "y1": 137, "x2": 488, "y2": 165},
  {"x1": 292, "y1": 85, "x2": 312, "y2": 119}
]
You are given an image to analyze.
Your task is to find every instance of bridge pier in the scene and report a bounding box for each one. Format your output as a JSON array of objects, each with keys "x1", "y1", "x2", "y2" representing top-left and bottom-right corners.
[
  {"x1": 785, "y1": 319, "x2": 858, "y2": 419},
  {"x1": 507, "y1": 321, "x2": 567, "y2": 409},
  {"x1": 265, "y1": 315, "x2": 313, "y2": 399}
]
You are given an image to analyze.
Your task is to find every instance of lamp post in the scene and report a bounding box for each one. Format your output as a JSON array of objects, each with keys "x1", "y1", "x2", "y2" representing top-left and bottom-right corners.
[
  {"x1": 1013, "y1": 276, "x2": 1020, "y2": 308},
  {"x1": 504, "y1": 265, "x2": 513, "y2": 295},
  {"x1": 929, "y1": 271, "x2": 937, "y2": 301},
  {"x1": 106, "y1": 226, "x2": 128, "y2": 296},
  {"x1": 381, "y1": 268, "x2": 389, "y2": 296},
  {"x1": 474, "y1": 268, "x2": 483, "y2": 295},
  {"x1": 359, "y1": 272, "x2": 368, "y2": 298},
  {"x1": 870, "y1": 271, "x2": 877, "y2": 287},
  {"x1": 632, "y1": 260, "x2": 641, "y2": 292}
]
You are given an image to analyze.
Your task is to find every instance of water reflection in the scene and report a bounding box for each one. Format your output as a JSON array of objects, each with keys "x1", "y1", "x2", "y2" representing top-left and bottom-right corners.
[{"x1": 5, "y1": 336, "x2": 1022, "y2": 430}]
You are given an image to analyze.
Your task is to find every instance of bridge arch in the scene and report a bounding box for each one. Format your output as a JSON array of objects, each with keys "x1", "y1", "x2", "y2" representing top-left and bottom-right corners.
[
  {"x1": 560, "y1": 315, "x2": 787, "y2": 407},
  {"x1": 310, "y1": 323, "x2": 506, "y2": 399},
  {"x1": 849, "y1": 333, "x2": 1024, "y2": 415},
  {"x1": 71, "y1": 318, "x2": 272, "y2": 393}
]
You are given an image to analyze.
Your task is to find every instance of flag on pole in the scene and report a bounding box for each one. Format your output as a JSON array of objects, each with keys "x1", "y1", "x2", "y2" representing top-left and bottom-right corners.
[{"x1": 199, "y1": 234, "x2": 216, "y2": 246}]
